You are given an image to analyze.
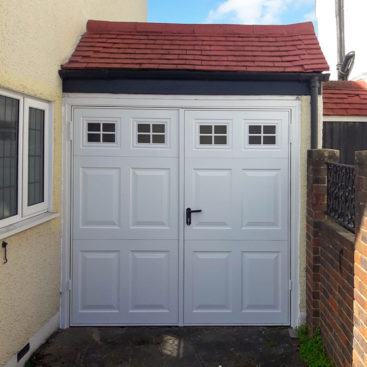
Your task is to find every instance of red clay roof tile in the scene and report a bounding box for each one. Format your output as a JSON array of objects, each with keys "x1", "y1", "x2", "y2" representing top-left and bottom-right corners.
[
  {"x1": 323, "y1": 81, "x2": 367, "y2": 116},
  {"x1": 62, "y1": 20, "x2": 329, "y2": 73}
]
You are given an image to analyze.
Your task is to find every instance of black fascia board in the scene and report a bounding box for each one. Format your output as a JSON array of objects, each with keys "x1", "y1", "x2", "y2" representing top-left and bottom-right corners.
[{"x1": 59, "y1": 69, "x2": 329, "y2": 95}]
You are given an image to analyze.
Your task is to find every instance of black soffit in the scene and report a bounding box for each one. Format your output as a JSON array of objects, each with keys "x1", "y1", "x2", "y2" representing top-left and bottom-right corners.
[{"x1": 59, "y1": 69, "x2": 329, "y2": 95}]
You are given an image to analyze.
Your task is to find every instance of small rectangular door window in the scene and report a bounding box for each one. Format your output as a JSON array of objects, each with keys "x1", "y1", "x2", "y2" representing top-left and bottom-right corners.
[
  {"x1": 87, "y1": 122, "x2": 116, "y2": 143},
  {"x1": 137, "y1": 123, "x2": 166, "y2": 145},
  {"x1": 199, "y1": 124, "x2": 227, "y2": 145},
  {"x1": 248, "y1": 124, "x2": 276, "y2": 145}
]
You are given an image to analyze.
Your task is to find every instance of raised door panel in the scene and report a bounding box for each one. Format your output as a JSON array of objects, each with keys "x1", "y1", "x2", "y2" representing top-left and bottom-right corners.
[
  {"x1": 73, "y1": 157, "x2": 125, "y2": 239},
  {"x1": 240, "y1": 159, "x2": 288, "y2": 240},
  {"x1": 129, "y1": 251, "x2": 170, "y2": 312},
  {"x1": 71, "y1": 240, "x2": 124, "y2": 325},
  {"x1": 125, "y1": 158, "x2": 178, "y2": 239},
  {"x1": 191, "y1": 251, "x2": 232, "y2": 312},
  {"x1": 191, "y1": 169, "x2": 232, "y2": 229},
  {"x1": 240, "y1": 242, "x2": 289, "y2": 324},
  {"x1": 80, "y1": 167, "x2": 121, "y2": 228},
  {"x1": 79, "y1": 251, "x2": 120, "y2": 312},
  {"x1": 242, "y1": 252, "x2": 281, "y2": 311},
  {"x1": 130, "y1": 168, "x2": 170, "y2": 228},
  {"x1": 241, "y1": 170, "x2": 280, "y2": 228},
  {"x1": 73, "y1": 157, "x2": 178, "y2": 240},
  {"x1": 126, "y1": 240, "x2": 179, "y2": 324},
  {"x1": 184, "y1": 243, "x2": 236, "y2": 324}
]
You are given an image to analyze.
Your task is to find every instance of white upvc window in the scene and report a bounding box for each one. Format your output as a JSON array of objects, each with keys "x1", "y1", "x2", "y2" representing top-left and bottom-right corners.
[{"x1": 0, "y1": 88, "x2": 50, "y2": 228}]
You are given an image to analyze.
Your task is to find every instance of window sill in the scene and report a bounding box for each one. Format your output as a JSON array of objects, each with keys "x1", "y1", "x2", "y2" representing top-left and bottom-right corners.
[{"x1": 0, "y1": 212, "x2": 60, "y2": 240}]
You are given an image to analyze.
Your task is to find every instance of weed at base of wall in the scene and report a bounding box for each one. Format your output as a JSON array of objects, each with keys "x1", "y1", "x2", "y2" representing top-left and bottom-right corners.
[{"x1": 297, "y1": 325, "x2": 334, "y2": 367}]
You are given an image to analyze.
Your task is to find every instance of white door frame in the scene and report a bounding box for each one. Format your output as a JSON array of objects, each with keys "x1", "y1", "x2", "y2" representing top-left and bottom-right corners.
[{"x1": 60, "y1": 94, "x2": 301, "y2": 328}]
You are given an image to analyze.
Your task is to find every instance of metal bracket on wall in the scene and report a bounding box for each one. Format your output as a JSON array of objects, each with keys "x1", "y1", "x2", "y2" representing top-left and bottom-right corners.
[{"x1": 2, "y1": 241, "x2": 8, "y2": 264}]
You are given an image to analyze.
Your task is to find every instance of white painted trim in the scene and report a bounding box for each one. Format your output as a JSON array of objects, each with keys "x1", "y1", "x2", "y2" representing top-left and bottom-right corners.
[
  {"x1": 23, "y1": 98, "x2": 49, "y2": 217},
  {"x1": 323, "y1": 115, "x2": 367, "y2": 122},
  {"x1": 5, "y1": 312, "x2": 59, "y2": 367},
  {"x1": 63, "y1": 94, "x2": 299, "y2": 111},
  {"x1": 0, "y1": 88, "x2": 53, "y2": 229},
  {"x1": 178, "y1": 108, "x2": 185, "y2": 326},
  {"x1": 61, "y1": 94, "x2": 302, "y2": 328},
  {"x1": 60, "y1": 101, "x2": 72, "y2": 329},
  {"x1": 0, "y1": 212, "x2": 59, "y2": 240},
  {"x1": 290, "y1": 99, "x2": 302, "y2": 328}
]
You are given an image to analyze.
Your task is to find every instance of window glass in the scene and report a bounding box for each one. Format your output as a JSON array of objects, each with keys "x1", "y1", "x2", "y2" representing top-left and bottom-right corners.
[
  {"x1": 248, "y1": 124, "x2": 277, "y2": 145},
  {"x1": 28, "y1": 107, "x2": 44, "y2": 206},
  {"x1": 137, "y1": 123, "x2": 166, "y2": 145},
  {"x1": 87, "y1": 122, "x2": 116, "y2": 144},
  {"x1": 199, "y1": 124, "x2": 227, "y2": 145},
  {"x1": 0, "y1": 95, "x2": 19, "y2": 220}
]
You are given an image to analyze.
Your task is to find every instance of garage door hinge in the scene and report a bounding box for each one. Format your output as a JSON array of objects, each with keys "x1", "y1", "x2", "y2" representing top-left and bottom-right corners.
[
  {"x1": 289, "y1": 280, "x2": 292, "y2": 291},
  {"x1": 68, "y1": 121, "x2": 73, "y2": 141},
  {"x1": 289, "y1": 125, "x2": 292, "y2": 144}
]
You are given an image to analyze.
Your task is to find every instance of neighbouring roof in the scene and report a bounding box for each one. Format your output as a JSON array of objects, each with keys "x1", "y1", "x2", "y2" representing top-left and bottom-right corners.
[
  {"x1": 323, "y1": 80, "x2": 367, "y2": 116},
  {"x1": 61, "y1": 20, "x2": 329, "y2": 73}
]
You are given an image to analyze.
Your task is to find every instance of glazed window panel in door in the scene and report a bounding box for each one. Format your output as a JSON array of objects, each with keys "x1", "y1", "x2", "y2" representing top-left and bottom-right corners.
[{"x1": 135, "y1": 121, "x2": 167, "y2": 146}]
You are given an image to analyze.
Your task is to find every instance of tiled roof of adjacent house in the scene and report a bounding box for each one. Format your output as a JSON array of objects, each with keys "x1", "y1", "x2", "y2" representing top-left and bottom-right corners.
[
  {"x1": 61, "y1": 20, "x2": 329, "y2": 73},
  {"x1": 323, "y1": 80, "x2": 367, "y2": 116}
]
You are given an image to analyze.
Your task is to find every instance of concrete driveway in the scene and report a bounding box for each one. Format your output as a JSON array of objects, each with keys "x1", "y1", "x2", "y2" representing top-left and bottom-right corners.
[{"x1": 28, "y1": 326, "x2": 306, "y2": 367}]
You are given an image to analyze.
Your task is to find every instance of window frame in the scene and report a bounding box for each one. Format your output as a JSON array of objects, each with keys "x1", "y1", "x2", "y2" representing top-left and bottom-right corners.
[
  {"x1": 195, "y1": 120, "x2": 232, "y2": 149},
  {"x1": 244, "y1": 121, "x2": 280, "y2": 150},
  {"x1": 23, "y1": 97, "x2": 49, "y2": 217},
  {"x1": 0, "y1": 88, "x2": 50, "y2": 228},
  {"x1": 83, "y1": 118, "x2": 119, "y2": 147}
]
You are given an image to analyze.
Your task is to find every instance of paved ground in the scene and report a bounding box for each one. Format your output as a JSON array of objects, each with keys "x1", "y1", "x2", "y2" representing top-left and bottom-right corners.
[{"x1": 28, "y1": 326, "x2": 306, "y2": 367}]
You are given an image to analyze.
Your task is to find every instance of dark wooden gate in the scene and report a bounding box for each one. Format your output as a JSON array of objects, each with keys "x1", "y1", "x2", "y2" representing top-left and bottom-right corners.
[{"x1": 323, "y1": 121, "x2": 367, "y2": 164}]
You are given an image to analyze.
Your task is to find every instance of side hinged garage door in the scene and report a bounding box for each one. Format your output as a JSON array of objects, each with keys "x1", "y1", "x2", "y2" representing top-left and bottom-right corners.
[{"x1": 71, "y1": 106, "x2": 290, "y2": 326}]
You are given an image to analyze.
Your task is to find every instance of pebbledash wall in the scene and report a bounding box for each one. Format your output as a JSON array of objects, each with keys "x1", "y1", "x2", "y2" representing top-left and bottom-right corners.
[
  {"x1": 307, "y1": 149, "x2": 367, "y2": 367},
  {"x1": 0, "y1": 1, "x2": 147, "y2": 366}
]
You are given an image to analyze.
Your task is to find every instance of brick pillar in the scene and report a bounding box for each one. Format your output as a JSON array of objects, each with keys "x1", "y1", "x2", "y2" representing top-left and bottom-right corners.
[
  {"x1": 306, "y1": 149, "x2": 339, "y2": 333},
  {"x1": 353, "y1": 151, "x2": 367, "y2": 367}
]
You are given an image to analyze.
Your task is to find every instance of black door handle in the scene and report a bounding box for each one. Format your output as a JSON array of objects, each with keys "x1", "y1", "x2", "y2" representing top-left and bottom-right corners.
[{"x1": 186, "y1": 208, "x2": 202, "y2": 225}]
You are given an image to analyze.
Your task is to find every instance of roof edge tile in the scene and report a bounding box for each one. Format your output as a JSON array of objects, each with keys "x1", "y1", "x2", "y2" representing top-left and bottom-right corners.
[{"x1": 86, "y1": 20, "x2": 315, "y2": 36}]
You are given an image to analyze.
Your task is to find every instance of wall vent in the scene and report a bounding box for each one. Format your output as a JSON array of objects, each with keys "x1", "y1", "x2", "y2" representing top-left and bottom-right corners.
[{"x1": 17, "y1": 343, "x2": 30, "y2": 362}]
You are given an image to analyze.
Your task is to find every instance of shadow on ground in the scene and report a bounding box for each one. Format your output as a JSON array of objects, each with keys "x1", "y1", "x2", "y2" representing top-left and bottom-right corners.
[{"x1": 28, "y1": 326, "x2": 306, "y2": 367}]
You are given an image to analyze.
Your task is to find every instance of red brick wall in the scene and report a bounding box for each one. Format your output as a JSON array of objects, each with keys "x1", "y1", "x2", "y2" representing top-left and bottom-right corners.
[
  {"x1": 319, "y1": 220, "x2": 354, "y2": 367},
  {"x1": 307, "y1": 149, "x2": 367, "y2": 367},
  {"x1": 306, "y1": 149, "x2": 339, "y2": 333},
  {"x1": 353, "y1": 151, "x2": 367, "y2": 367}
]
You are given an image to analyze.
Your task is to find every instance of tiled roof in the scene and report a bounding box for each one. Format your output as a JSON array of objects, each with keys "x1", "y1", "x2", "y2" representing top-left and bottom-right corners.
[
  {"x1": 61, "y1": 20, "x2": 329, "y2": 73},
  {"x1": 323, "y1": 81, "x2": 367, "y2": 116}
]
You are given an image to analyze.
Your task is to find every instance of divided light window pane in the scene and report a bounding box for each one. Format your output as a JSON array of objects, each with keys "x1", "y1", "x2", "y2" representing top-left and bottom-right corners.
[
  {"x1": 0, "y1": 95, "x2": 19, "y2": 220},
  {"x1": 28, "y1": 107, "x2": 44, "y2": 206}
]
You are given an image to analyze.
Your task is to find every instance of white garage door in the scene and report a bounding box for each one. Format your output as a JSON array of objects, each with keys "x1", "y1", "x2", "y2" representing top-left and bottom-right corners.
[{"x1": 71, "y1": 106, "x2": 290, "y2": 325}]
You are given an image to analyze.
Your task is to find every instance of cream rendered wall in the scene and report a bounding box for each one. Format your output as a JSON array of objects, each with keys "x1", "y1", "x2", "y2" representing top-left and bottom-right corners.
[{"x1": 0, "y1": 1, "x2": 146, "y2": 366}]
